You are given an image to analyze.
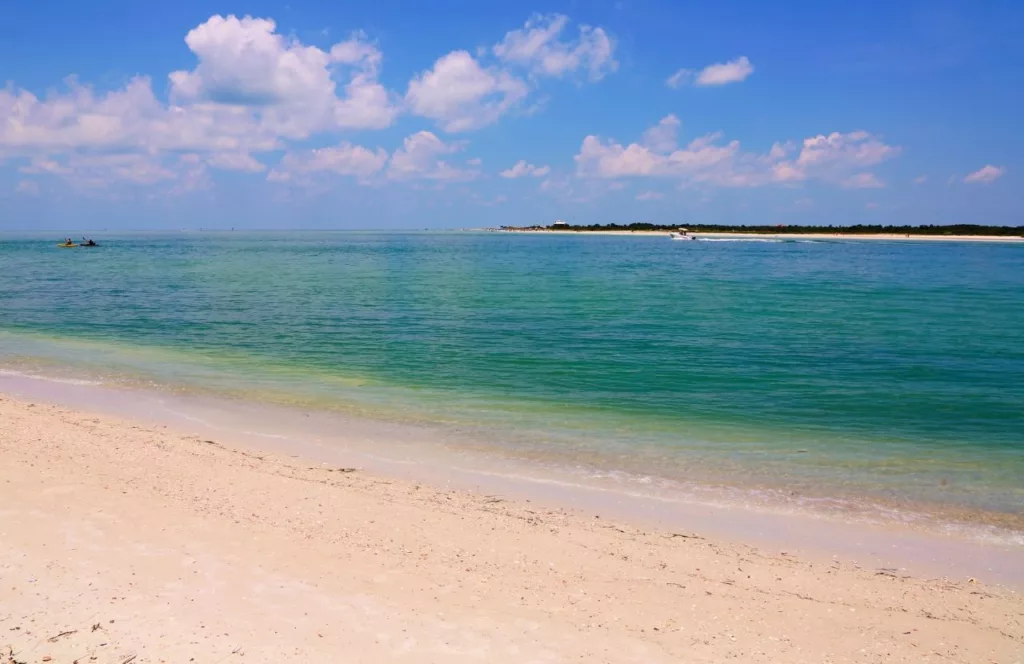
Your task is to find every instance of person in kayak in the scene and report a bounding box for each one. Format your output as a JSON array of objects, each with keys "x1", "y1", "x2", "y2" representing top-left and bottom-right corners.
[
  {"x1": 83, "y1": 238, "x2": 97, "y2": 246},
  {"x1": 62, "y1": 238, "x2": 74, "y2": 246}
]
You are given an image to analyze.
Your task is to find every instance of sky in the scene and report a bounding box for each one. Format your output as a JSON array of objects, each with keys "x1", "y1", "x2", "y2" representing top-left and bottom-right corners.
[{"x1": 1, "y1": 0, "x2": 1021, "y2": 229}]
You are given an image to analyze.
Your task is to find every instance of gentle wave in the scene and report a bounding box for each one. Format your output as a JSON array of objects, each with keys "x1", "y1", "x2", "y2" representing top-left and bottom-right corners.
[{"x1": 0, "y1": 368, "x2": 102, "y2": 387}]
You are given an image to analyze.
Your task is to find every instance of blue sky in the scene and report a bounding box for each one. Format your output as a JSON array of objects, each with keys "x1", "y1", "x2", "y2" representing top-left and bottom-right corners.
[{"x1": 1, "y1": 0, "x2": 1021, "y2": 229}]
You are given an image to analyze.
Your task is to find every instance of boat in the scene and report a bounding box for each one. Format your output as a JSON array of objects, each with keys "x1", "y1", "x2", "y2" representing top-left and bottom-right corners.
[
  {"x1": 670, "y1": 227, "x2": 696, "y2": 241},
  {"x1": 57, "y1": 243, "x2": 78, "y2": 248}
]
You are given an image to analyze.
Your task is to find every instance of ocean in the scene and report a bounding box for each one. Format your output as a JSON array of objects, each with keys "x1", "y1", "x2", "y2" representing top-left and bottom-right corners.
[{"x1": 1, "y1": 231, "x2": 1022, "y2": 539}]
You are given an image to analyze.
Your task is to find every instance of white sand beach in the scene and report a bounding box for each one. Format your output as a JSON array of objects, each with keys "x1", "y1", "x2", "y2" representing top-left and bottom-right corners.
[{"x1": 1, "y1": 394, "x2": 1021, "y2": 663}]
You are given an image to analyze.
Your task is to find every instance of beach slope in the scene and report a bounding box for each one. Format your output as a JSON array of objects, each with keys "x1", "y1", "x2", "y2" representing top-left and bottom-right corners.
[{"x1": 1, "y1": 395, "x2": 1020, "y2": 663}]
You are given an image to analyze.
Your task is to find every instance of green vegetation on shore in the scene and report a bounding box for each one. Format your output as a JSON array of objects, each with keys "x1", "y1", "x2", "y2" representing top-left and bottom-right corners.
[{"x1": 501, "y1": 223, "x2": 1024, "y2": 237}]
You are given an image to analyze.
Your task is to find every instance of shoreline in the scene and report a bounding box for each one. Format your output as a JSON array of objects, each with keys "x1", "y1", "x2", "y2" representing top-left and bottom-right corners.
[
  {"x1": 2, "y1": 370, "x2": 1023, "y2": 583},
  {"x1": 1, "y1": 394, "x2": 1022, "y2": 662},
  {"x1": 496, "y1": 229, "x2": 1024, "y2": 242}
]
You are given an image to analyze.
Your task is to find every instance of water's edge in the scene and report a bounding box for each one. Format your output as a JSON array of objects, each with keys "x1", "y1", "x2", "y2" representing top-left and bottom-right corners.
[{"x1": 3, "y1": 371, "x2": 1021, "y2": 589}]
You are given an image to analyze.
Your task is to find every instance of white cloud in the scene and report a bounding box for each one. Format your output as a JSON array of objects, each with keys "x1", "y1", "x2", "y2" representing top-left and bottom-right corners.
[
  {"x1": 963, "y1": 164, "x2": 1006, "y2": 184},
  {"x1": 575, "y1": 129, "x2": 746, "y2": 184},
  {"x1": 0, "y1": 76, "x2": 275, "y2": 157},
  {"x1": 493, "y1": 14, "x2": 617, "y2": 81},
  {"x1": 500, "y1": 160, "x2": 551, "y2": 178},
  {"x1": 575, "y1": 116, "x2": 899, "y2": 189},
  {"x1": 169, "y1": 15, "x2": 397, "y2": 136},
  {"x1": 387, "y1": 131, "x2": 478, "y2": 182},
  {"x1": 636, "y1": 190, "x2": 663, "y2": 201},
  {"x1": 405, "y1": 51, "x2": 529, "y2": 132},
  {"x1": 15, "y1": 180, "x2": 39, "y2": 196},
  {"x1": 268, "y1": 142, "x2": 388, "y2": 183},
  {"x1": 0, "y1": 78, "x2": 275, "y2": 187},
  {"x1": 0, "y1": 14, "x2": 403, "y2": 190},
  {"x1": 641, "y1": 114, "x2": 681, "y2": 152},
  {"x1": 913, "y1": 175, "x2": 928, "y2": 185},
  {"x1": 1, "y1": 12, "x2": 624, "y2": 196},
  {"x1": 407, "y1": 14, "x2": 615, "y2": 132},
  {"x1": 793, "y1": 131, "x2": 897, "y2": 170},
  {"x1": 665, "y1": 69, "x2": 693, "y2": 89},
  {"x1": 668, "y1": 57, "x2": 754, "y2": 88},
  {"x1": 696, "y1": 56, "x2": 754, "y2": 86}
]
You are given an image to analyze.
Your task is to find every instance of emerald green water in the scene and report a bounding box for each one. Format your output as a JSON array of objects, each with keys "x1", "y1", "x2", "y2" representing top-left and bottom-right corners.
[{"x1": 1, "y1": 232, "x2": 1022, "y2": 530}]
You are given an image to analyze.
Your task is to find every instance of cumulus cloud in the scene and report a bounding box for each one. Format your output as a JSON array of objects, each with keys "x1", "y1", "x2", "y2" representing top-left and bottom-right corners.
[
  {"x1": 500, "y1": 160, "x2": 550, "y2": 178},
  {"x1": 793, "y1": 131, "x2": 897, "y2": 170},
  {"x1": 0, "y1": 14, "x2": 400, "y2": 190},
  {"x1": 0, "y1": 77, "x2": 274, "y2": 188},
  {"x1": 2, "y1": 12, "x2": 616, "y2": 192},
  {"x1": 696, "y1": 56, "x2": 754, "y2": 86},
  {"x1": 267, "y1": 142, "x2": 388, "y2": 184},
  {"x1": 268, "y1": 132, "x2": 480, "y2": 185},
  {"x1": 963, "y1": 164, "x2": 1006, "y2": 184},
  {"x1": 0, "y1": 76, "x2": 276, "y2": 157},
  {"x1": 408, "y1": 14, "x2": 616, "y2": 132},
  {"x1": 169, "y1": 15, "x2": 397, "y2": 136},
  {"x1": 387, "y1": 131, "x2": 479, "y2": 182},
  {"x1": 668, "y1": 57, "x2": 754, "y2": 88},
  {"x1": 405, "y1": 51, "x2": 529, "y2": 133},
  {"x1": 576, "y1": 132, "x2": 746, "y2": 184},
  {"x1": 641, "y1": 114, "x2": 681, "y2": 153},
  {"x1": 575, "y1": 116, "x2": 899, "y2": 189},
  {"x1": 493, "y1": 14, "x2": 618, "y2": 81}
]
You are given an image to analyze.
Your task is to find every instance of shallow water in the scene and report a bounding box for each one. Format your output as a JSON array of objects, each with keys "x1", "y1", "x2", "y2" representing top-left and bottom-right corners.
[{"x1": 1, "y1": 231, "x2": 1022, "y2": 534}]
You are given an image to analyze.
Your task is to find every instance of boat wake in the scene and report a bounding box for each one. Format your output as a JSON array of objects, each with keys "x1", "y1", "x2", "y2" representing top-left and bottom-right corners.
[{"x1": 697, "y1": 238, "x2": 785, "y2": 243}]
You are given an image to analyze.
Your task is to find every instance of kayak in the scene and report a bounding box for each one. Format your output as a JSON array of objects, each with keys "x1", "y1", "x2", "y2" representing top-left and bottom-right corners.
[{"x1": 58, "y1": 243, "x2": 78, "y2": 248}]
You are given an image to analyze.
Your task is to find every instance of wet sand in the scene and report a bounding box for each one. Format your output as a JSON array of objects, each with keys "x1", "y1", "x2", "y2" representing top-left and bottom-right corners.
[{"x1": 1, "y1": 394, "x2": 1022, "y2": 663}]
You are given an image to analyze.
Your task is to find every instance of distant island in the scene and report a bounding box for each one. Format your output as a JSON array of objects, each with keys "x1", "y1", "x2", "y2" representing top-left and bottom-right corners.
[{"x1": 497, "y1": 223, "x2": 1024, "y2": 237}]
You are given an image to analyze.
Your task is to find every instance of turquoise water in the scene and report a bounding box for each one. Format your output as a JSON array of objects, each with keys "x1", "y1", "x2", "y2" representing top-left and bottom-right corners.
[{"x1": 1, "y1": 232, "x2": 1022, "y2": 528}]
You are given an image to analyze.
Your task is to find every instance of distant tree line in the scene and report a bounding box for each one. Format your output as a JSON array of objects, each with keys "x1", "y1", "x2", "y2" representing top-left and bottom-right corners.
[{"x1": 500, "y1": 223, "x2": 1024, "y2": 236}]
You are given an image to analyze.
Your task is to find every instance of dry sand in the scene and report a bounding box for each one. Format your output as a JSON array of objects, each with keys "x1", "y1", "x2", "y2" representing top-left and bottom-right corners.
[{"x1": 1, "y1": 394, "x2": 1021, "y2": 663}]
